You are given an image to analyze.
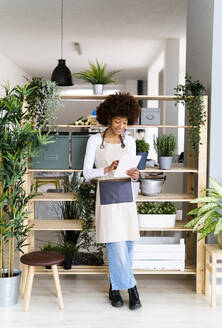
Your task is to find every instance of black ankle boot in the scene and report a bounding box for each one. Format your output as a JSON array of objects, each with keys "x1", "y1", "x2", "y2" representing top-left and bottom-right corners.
[
  {"x1": 128, "y1": 286, "x2": 142, "y2": 310},
  {"x1": 109, "y1": 283, "x2": 124, "y2": 307}
]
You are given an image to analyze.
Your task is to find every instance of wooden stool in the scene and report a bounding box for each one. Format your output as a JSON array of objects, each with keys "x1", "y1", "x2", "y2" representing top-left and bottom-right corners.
[
  {"x1": 20, "y1": 251, "x2": 64, "y2": 312},
  {"x1": 205, "y1": 244, "x2": 222, "y2": 307}
]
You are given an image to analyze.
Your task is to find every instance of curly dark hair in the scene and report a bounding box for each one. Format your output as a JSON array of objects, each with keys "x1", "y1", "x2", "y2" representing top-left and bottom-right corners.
[{"x1": 96, "y1": 93, "x2": 141, "y2": 125}]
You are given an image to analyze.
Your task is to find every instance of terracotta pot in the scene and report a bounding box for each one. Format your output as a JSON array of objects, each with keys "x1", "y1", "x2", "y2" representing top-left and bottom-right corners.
[{"x1": 217, "y1": 231, "x2": 222, "y2": 248}]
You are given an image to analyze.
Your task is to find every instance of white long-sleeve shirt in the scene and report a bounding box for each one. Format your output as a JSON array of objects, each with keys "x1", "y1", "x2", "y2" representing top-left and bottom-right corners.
[{"x1": 83, "y1": 133, "x2": 136, "y2": 180}]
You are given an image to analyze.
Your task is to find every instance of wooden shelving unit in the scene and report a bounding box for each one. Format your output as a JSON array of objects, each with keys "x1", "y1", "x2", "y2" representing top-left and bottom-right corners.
[{"x1": 22, "y1": 95, "x2": 208, "y2": 294}]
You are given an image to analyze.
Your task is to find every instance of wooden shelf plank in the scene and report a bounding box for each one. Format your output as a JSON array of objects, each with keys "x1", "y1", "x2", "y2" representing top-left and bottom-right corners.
[
  {"x1": 30, "y1": 192, "x2": 195, "y2": 202},
  {"x1": 136, "y1": 193, "x2": 195, "y2": 202},
  {"x1": 47, "y1": 124, "x2": 192, "y2": 129},
  {"x1": 60, "y1": 95, "x2": 179, "y2": 101},
  {"x1": 34, "y1": 263, "x2": 196, "y2": 275},
  {"x1": 140, "y1": 166, "x2": 198, "y2": 173},
  {"x1": 31, "y1": 192, "x2": 77, "y2": 201},
  {"x1": 28, "y1": 166, "x2": 197, "y2": 173},
  {"x1": 28, "y1": 169, "x2": 81, "y2": 172},
  {"x1": 31, "y1": 219, "x2": 192, "y2": 231}
]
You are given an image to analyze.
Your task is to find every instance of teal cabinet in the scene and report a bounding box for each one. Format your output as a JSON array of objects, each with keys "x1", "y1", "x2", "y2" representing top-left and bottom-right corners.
[{"x1": 32, "y1": 134, "x2": 69, "y2": 169}]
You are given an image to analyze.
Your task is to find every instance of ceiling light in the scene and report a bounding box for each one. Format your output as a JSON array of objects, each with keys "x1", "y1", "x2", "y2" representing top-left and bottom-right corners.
[{"x1": 51, "y1": 0, "x2": 73, "y2": 86}]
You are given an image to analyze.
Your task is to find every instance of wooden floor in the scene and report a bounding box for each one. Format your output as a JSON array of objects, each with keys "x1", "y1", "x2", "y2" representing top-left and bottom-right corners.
[{"x1": 1, "y1": 274, "x2": 222, "y2": 328}]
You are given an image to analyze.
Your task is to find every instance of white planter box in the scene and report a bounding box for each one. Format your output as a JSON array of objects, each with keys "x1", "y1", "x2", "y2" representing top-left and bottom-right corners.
[
  {"x1": 138, "y1": 214, "x2": 176, "y2": 228},
  {"x1": 133, "y1": 237, "x2": 185, "y2": 271}
]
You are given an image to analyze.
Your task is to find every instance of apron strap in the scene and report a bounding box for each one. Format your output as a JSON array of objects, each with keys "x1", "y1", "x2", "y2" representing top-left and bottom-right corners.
[{"x1": 100, "y1": 128, "x2": 126, "y2": 149}]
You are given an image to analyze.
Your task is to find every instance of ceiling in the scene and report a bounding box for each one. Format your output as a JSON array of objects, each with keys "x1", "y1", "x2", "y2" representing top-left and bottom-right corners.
[{"x1": 0, "y1": 0, "x2": 186, "y2": 82}]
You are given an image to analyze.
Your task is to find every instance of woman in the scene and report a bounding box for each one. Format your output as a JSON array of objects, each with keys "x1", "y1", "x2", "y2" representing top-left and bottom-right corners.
[{"x1": 83, "y1": 93, "x2": 142, "y2": 310}]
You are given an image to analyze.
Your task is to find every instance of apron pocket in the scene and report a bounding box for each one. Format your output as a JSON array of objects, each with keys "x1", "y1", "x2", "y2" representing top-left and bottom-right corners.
[{"x1": 99, "y1": 179, "x2": 133, "y2": 205}]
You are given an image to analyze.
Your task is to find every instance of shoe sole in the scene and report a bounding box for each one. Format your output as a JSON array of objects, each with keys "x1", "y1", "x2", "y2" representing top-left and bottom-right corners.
[
  {"x1": 129, "y1": 303, "x2": 142, "y2": 310},
  {"x1": 109, "y1": 296, "x2": 124, "y2": 307}
]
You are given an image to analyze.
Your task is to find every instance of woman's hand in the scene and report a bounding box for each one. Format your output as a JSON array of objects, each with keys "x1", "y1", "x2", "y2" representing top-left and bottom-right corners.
[
  {"x1": 104, "y1": 160, "x2": 119, "y2": 174},
  {"x1": 126, "y1": 167, "x2": 139, "y2": 180}
]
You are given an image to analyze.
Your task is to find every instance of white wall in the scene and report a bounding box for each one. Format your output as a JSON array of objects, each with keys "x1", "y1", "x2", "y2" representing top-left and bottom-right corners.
[{"x1": 0, "y1": 52, "x2": 30, "y2": 95}]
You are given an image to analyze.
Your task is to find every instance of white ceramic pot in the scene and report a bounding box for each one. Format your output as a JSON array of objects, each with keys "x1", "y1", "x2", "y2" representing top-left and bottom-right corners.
[{"x1": 138, "y1": 214, "x2": 176, "y2": 228}]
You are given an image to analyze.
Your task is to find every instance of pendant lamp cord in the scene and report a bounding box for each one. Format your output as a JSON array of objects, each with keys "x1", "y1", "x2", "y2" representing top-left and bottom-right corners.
[{"x1": 61, "y1": 0, "x2": 63, "y2": 59}]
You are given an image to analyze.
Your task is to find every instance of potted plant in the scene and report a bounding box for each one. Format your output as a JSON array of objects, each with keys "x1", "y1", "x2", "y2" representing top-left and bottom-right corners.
[
  {"x1": 72, "y1": 59, "x2": 121, "y2": 94},
  {"x1": 41, "y1": 173, "x2": 104, "y2": 269},
  {"x1": 184, "y1": 177, "x2": 222, "y2": 247},
  {"x1": 137, "y1": 202, "x2": 176, "y2": 228},
  {"x1": 25, "y1": 77, "x2": 62, "y2": 128},
  {"x1": 0, "y1": 83, "x2": 51, "y2": 306},
  {"x1": 154, "y1": 134, "x2": 176, "y2": 170},
  {"x1": 136, "y1": 139, "x2": 150, "y2": 170}
]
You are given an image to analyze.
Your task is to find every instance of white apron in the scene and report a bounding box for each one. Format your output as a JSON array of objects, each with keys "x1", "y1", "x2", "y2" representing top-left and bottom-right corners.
[{"x1": 95, "y1": 141, "x2": 140, "y2": 243}]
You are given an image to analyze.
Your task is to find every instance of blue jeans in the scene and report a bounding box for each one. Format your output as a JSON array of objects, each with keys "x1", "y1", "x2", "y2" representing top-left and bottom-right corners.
[{"x1": 106, "y1": 241, "x2": 136, "y2": 290}]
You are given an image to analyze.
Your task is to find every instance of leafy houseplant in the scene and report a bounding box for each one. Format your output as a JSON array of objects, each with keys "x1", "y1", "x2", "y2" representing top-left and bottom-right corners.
[
  {"x1": 174, "y1": 74, "x2": 206, "y2": 151},
  {"x1": 25, "y1": 77, "x2": 62, "y2": 128},
  {"x1": 0, "y1": 83, "x2": 51, "y2": 306},
  {"x1": 137, "y1": 202, "x2": 176, "y2": 228},
  {"x1": 136, "y1": 139, "x2": 150, "y2": 170},
  {"x1": 184, "y1": 178, "x2": 222, "y2": 247},
  {"x1": 72, "y1": 59, "x2": 121, "y2": 95},
  {"x1": 154, "y1": 134, "x2": 176, "y2": 170},
  {"x1": 42, "y1": 174, "x2": 104, "y2": 269}
]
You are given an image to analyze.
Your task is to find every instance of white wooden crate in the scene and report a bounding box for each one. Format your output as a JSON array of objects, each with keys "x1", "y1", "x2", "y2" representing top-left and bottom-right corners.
[{"x1": 133, "y1": 237, "x2": 185, "y2": 271}]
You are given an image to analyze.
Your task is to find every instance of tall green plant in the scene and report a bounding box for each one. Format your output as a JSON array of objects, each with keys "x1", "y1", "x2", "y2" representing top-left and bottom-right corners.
[
  {"x1": 73, "y1": 59, "x2": 121, "y2": 85},
  {"x1": 174, "y1": 74, "x2": 206, "y2": 151},
  {"x1": 154, "y1": 134, "x2": 176, "y2": 157},
  {"x1": 0, "y1": 83, "x2": 51, "y2": 277}
]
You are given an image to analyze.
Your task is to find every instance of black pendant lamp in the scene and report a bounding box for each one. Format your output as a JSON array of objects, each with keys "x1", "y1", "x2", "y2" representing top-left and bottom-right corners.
[{"x1": 51, "y1": 0, "x2": 73, "y2": 86}]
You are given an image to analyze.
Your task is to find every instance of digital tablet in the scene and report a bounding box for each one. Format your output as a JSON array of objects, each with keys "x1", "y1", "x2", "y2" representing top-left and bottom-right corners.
[{"x1": 114, "y1": 155, "x2": 142, "y2": 178}]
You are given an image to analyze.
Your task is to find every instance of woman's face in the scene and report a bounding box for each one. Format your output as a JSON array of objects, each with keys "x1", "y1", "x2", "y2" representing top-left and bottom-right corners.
[{"x1": 110, "y1": 116, "x2": 128, "y2": 135}]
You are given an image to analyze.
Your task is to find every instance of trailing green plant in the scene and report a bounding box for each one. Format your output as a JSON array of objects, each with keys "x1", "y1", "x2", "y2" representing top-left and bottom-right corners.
[
  {"x1": 25, "y1": 77, "x2": 62, "y2": 128},
  {"x1": 174, "y1": 74, "x2": 206, "y2": 151},
  {"x1": 72, "y1": 59, "x2": 121, "y2": 85},
  {"x1": 136, "y1": 139, "x2": 150, "y2": 153},
  {"x1": 153, "y1": 134, "x2": 176, "y2": 157},
  {"x1": 137, "y1": 202, "x2": 176, "y2": 215},
  {"x1": 184, "y1": 177, "x2": 222, "y2": 241},
  {"x1": 0, "y1": 83, "x2": 51, "y2": 277}
]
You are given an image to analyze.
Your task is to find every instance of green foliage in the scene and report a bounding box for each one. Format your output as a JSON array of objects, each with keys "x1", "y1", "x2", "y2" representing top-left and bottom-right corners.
[
  {"x1": 25, "y1": 77, "x2": 62, "y2": 127},
  {"x1": 72, "y1": 59, "x2": 121, "y2": 85},
  {"x1": 184, "y1": 177, "x2": 222, "y2": 241},
  {"x1": 0, "y1": 83, "x2": 52, "y2": 276},
  {"x1": 56, "y1": 173, "x2": 103, "y2": 260},
  {"x1": 137, "y1": 202, "x2": 176, "y2": 215},
  {"x1": 174, "y1": 74, "x2": 206, "y2": 151},
  {"x1": 136, "y1": 139, "x2": 150, "y2": 153},
  {"x1": 153, "y1": 134, "x2": 176, "y2": 157}
]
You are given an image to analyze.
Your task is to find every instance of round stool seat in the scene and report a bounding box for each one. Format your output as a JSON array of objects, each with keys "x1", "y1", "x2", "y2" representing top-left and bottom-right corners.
[{"x1": 20, "y1": 251, "x2": 64, "y2": 266}]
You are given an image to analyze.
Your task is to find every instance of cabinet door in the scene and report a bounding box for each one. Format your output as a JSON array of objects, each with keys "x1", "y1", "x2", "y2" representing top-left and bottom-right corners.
[{"x1": 72, "y1": 135, "x2": 89, "y2": 169}]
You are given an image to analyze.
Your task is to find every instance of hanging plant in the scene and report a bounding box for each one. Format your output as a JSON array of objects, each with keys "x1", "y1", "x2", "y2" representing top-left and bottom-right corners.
[
  {"x1": 174, "y1": 74, "x2": 206, "y2": 151},
  {"x1": 24, "y1": 77, "x2": 63, "y2": 128}
]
